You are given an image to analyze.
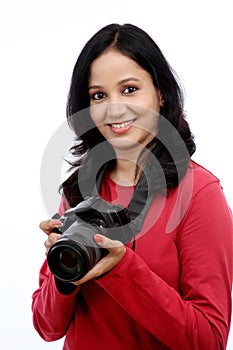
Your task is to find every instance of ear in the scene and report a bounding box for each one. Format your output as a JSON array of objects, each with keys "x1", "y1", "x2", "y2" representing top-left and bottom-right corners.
[{"x1": 158, "y1": 90, "x2": 164, "y2": 107}]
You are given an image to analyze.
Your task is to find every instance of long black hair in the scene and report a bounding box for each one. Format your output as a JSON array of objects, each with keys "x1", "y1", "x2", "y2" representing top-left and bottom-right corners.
[{"x1": 62, "y1": 23, "x2": 196, "y2": 207}]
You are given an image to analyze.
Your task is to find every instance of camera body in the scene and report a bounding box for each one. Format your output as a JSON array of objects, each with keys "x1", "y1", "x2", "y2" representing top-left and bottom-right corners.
[{"x1": 47, "y1": 196, "x2": 133, "y2": 282}]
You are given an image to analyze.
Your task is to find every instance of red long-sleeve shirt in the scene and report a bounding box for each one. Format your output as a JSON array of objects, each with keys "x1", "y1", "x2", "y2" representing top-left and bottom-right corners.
[{"x1": 32, "y1": 161, "x2": 233, "y2": 349}]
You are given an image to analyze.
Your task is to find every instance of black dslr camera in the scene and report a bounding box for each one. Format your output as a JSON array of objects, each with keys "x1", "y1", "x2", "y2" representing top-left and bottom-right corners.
[{"x1": 47, "y1": 196, "x2": 133, "y2": 282}]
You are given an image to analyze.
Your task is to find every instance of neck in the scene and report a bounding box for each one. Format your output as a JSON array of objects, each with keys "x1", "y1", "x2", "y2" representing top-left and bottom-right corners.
[{"x1": 109, "y1": 159, "x2": 141, "y2": 186}]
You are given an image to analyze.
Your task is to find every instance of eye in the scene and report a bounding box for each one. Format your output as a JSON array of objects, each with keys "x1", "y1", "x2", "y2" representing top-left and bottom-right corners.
[
  {"x1": 91, "y1": 91, "x2": 106, "y2": 101},
  {"x1": 123, "y1": 86, "x2": 138, "y2": 94}
]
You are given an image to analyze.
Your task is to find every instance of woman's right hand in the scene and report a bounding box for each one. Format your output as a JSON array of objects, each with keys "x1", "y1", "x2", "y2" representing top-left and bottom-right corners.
[{"x1": 39, "y1": 219, "x2": 62, "y2": 255}]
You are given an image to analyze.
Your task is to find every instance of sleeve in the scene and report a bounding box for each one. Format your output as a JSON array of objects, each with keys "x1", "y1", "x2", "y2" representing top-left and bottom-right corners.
[
  {"x1": 96, "y1": 182, "x2": 233, "y2": 349},
  {"x1": 32, "y1": 195, "x2": 79, "y2": 341},
  {"x1": 32, "y1": 259, "x2": 80, "y2": 341}
]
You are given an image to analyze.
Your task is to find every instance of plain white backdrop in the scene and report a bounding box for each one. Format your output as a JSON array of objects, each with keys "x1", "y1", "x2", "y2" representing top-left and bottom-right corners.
[{"x1": 0, "y1": 0, "x2": 232, "y2": 349}]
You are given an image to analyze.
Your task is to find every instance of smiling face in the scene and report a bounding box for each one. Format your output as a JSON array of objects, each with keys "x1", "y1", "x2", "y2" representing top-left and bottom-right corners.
[{"x1": 88, "y1": 49, "x2": 163, "y2": 156}]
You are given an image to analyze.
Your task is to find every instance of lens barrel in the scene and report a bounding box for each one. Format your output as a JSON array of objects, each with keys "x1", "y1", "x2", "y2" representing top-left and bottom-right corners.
[
  {"x1": 47, "y1": 197, "x2": 132, "y2": 282},
  {"x1": 47, "y1": 239, "x2": 91, "y2": 281},
  {"x1": 47, "y1": 222, "x2": 103, "y2": 282}
]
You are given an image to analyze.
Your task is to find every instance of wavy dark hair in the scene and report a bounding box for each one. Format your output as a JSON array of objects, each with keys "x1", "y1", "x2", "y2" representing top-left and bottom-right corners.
[{"x1": 62, "y1": 23, "x2": 196, "y2": 207}]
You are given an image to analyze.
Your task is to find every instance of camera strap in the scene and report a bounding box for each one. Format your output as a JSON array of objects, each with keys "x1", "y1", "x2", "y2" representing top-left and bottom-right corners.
[{"x1": 94, "y1": 152, "x2": 163, "y2": 236}]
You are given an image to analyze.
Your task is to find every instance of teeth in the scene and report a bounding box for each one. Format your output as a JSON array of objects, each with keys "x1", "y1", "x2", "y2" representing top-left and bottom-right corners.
[{"x1": 110, "y1": 121, "x2": 132, "y2": 128}]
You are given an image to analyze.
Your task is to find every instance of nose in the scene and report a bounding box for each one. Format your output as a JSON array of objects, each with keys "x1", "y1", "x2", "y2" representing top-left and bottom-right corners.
[{"x1": 106, "y1": 101, "x2": 127, "y2": 120}]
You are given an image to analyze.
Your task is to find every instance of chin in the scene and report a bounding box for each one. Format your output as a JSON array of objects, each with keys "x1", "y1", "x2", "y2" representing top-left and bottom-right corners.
[{"x1": 108, "y1": 137, "x2": 145, "y2": 160}]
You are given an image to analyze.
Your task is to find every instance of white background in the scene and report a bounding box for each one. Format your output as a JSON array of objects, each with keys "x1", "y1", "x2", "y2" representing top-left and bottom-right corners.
[{"x1": 0, "y1": 0, "x2": 232, "y2": 349}]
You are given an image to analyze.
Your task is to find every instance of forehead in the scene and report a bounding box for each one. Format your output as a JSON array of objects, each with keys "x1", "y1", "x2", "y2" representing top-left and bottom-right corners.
[{"x1": 89, "y1": 49, "x2": 149, "y2": 82}]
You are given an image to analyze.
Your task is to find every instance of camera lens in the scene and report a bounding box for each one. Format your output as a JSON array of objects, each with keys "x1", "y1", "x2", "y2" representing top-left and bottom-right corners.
[
  {"x1": 60, "y1": 249, "x2": 77, "y2": 268},
  {"x1": 47, "y1": 238, "x2": 91, "y2": 282}
]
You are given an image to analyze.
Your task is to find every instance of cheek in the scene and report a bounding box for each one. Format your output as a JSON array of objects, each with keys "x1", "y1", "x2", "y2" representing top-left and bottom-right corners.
[
  {"x1": 142, "y1": 118, "x2": 158, "y2": 136},
  {"x1": 138, "y1": 110, "x2": 159, "y2": 137},
  {"x1": 138, "y1": 86, "x2": 161, "y2": 111},
  {"x1": 145, "y1": 95, "x2": 161, "y2": 112},
  {"x1": 89, "y1": 104, "x2": 107, "y2": 127},
  {"x1": 150, "y1": 118, "x2": 159, "y2": 136}
]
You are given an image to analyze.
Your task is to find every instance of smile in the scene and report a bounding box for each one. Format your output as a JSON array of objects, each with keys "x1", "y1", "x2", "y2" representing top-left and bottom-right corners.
[{"x1": 108, "y1": 120, "x2": 135, "y2": 129}]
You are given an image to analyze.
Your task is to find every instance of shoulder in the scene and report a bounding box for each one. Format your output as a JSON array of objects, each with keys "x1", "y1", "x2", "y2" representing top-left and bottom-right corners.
[
  {"x1": 191, "y1": 160, "x2": 219, "y2": 182},
  {"x1": 180, "y1": 160, "x2": 232, "y2": 224},
  {"x1": 164, "y1": 160, "x2": 225, "y2": 233},
  {"x1": 184, "y1": 160, "x2": 220, "y2": 198}
]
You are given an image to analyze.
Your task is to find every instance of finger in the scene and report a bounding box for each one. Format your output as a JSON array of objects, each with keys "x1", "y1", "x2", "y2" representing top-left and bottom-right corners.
[
  {"x1": 44, "y1": 232, "x2": 61, "y2": 255},
  {"x1": 72, "y1": 237, "x2": 126, "y2": 285},
  {"x1": 94, "y1": 234, "x2": 125, "y2": 254},
  {"x1": 72, "y1": 257, "x2": 109, "y2": 285},
  {"x1": 39, "y1": 219, "x2": 61, "y2": 235},
  {"x1": 44, "y1": 232, "x2": 60, "y2": 247}
]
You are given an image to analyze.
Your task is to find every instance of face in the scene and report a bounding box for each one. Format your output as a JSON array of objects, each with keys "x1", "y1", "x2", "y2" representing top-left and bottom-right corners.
[{"x1": 88, "y1": 49, "x2": 163, "y2": 156}]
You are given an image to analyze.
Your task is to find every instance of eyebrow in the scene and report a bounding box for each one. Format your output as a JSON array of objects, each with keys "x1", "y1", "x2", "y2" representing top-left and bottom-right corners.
[{"x1": 88, "y1": 77, "x2": 141, "y2": 90}]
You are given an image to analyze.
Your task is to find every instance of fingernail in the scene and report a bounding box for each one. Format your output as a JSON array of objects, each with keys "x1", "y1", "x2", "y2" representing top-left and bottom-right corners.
[
  {"x1": 53, "y1": 219, "x2": 61, "y2": 226},
  {"x1": 94, "y1": 234, "x2": 103, "y2": 244}
]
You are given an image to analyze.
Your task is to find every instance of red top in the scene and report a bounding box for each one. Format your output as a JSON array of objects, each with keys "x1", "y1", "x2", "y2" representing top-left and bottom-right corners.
[{"x1": 32, "y1": 161, "x2": 233, "y2": 349}]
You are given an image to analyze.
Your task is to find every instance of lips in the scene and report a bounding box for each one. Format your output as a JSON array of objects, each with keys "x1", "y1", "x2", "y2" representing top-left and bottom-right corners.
[
  {"x1": 108, "y1": 119, "x2": 135, "y2": 134},
  {"x1": 109, "y1": 120, "x2": 133, "y2": 128}
]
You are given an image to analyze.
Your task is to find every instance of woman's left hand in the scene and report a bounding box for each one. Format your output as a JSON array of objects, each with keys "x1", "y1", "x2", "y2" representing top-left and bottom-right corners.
[{"x1": 72, "y1": 234, "x2": 126, "y2": 286}]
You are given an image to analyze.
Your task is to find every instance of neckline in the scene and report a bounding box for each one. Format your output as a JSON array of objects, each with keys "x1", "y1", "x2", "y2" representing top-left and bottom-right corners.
[{"x1": 105, "y1": 172, "x2": 136, "y2": 189}]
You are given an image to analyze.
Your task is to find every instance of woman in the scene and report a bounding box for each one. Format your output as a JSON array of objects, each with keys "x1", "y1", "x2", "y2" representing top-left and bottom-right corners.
[{"x1": 32, "y1": 23, "x2": 233, "y2": 349}]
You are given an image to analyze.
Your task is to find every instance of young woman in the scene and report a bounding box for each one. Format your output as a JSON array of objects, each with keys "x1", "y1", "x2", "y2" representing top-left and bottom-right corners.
[{"x1": 32, "y1": 23, "x2": 233, "y2": 349}]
